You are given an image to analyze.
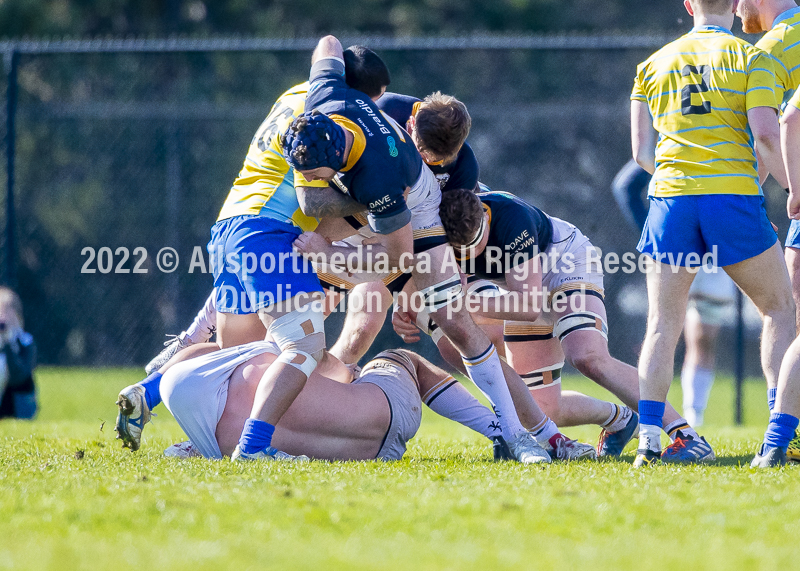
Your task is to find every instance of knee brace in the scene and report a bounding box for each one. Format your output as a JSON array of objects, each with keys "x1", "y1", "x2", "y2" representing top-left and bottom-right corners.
[
  {"x1": 553, "y1": 311, "x2": 608, "y2": 342},
  {"x1": 520, "y1": 362, "x2": 565, "y2": 390},
  {"x1": 267, "y1": 307, "x2": 326, "y2": 378},
  {"x1": 419, "y1": 275, "x2": 463, "y2": 312}
]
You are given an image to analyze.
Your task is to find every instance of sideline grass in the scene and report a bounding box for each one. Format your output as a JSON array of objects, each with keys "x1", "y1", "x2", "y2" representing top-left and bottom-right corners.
[{"x1": 0, "y1": 367, "x2": 798, "y2": 570}]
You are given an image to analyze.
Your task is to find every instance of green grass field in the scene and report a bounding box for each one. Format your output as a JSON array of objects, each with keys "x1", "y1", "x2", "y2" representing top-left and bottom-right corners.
[{"x1": 1, "y1": 367, "x2": 798, "y2": 570}]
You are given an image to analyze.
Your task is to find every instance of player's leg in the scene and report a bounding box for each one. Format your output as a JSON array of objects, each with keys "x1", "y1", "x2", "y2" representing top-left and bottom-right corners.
[
  {"x1": 753, "y1": 335, "x2": 800, "y2": 467},
  {"x1": 145, "y1": 289, "x2": 221, "y2": 375},
  {"x1": 723, "y1": 244, "x2": 797, "y2": 408},
  {"x1": 784, "y1": 219, "x2": 800, "y2": 332},
  {"x1": 115, "y1": 342, "x2": 222, "y2": 450},
  {"x1": 681, "y1": 298, "x2": 722, "y2": 427},
  {"x1": 635, "y1": 258, "x2": 697, "y2": 465},
  {"x1": 328, "y1": 280, "x2": 394, "y2": 366}
]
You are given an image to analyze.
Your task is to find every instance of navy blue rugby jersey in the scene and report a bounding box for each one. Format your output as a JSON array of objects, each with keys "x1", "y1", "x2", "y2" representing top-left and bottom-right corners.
[
  {"x1": 301, "y1": 58, "x2": 423, "y2": 235},
  {"x1": 460, "y1": 191, "x2": 553, "y2": 282},
  {"x1": 377, "y1": 92, "x2": 480, "y2": 192}
]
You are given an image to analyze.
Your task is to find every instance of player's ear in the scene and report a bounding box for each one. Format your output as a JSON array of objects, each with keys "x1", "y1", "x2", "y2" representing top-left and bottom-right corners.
[
  {"x1": 406, "y1": 115, "x2": 415, "y2": 134},
  {"x1": 684, "y1": 0, "x2": 695, "y2": 17}
]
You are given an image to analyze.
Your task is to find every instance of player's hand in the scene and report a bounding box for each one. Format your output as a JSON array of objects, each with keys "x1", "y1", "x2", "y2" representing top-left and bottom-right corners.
[
  {"x1": 392, "y1": 309, "x2": 421, "y2": 344},
  {"x1": 293, "y1": 231, "x2": 331, "y2": 256},
  {"x1": 788, "y1": 191, "x2": 800, "y2": 220}
]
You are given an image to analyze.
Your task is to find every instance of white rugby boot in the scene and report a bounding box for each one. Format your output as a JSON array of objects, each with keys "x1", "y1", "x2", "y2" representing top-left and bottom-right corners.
[
  {"x1": 507, "y1": 432, "x2": 552, "y2": 464},
  {"x1": 164, "y1": 441, "x2": 201, "y2": 458},
  {"x1": 115, "y1": 384, "x2": 152, "y2": 451},
  {"x1": 145, "y1": 332, "x2": 196, "y2": 374},
  {"x1": 231, "y1": 445, "x2": 310, "y2": 462}
]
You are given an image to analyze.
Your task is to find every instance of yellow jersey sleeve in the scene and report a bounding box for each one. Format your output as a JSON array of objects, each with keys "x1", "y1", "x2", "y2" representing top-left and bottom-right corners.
[
  {"x1": 631, "y1": 68, "x2": 647, "y2": 102},
  {"x1": 756, "y1": 9, "x2": 800, "y2": 105},
  {"x1": 745, "y1": 50, "x2": 779, "y2": 110}
]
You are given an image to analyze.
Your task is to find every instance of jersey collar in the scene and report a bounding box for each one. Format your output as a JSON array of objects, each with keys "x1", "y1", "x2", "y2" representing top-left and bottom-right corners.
[
  {"x1": 774, "y1": 6, "x2": 800, "y2": 27},
  {"x1": 691, "y1": 25, "x2": 733, "y2": 35}
]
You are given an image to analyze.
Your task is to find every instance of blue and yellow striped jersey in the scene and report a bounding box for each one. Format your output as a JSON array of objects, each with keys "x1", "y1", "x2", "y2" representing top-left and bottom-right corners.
[
  {"x1": 756, "y1": 7, "x2": 800, "y2": 107},
  {"x1": 216, "y1": 82, "x2": 328, "y2": 230},
  {"x1": 632, "y1": 26, "x2": 778, "y2": 197}
]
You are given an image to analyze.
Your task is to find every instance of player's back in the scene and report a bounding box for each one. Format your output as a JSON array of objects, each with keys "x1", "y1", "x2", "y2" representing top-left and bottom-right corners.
[
  {"x1": 633, "y1": 26, "x2": 777, "y2": 197},
  {"x1": 756, "y1": 7, "x2": 800, "y2": 104},
  {"x1": 216, "y1": 82, "x2": 324, "y2": 231}
]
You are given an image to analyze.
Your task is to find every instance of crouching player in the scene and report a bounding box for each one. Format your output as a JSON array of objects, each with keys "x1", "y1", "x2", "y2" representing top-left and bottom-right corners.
[
  {"x1": 395, "y1": 189, "x2": 703, "y2": 459},
  {"x1": 157, "y1": 342, "x2": 544, "y2": 463}
]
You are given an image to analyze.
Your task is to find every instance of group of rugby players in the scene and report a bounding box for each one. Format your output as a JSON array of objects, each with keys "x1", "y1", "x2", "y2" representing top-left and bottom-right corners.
[{"x1": 114, "y1": 0, "x2": 800, "y2": 468}]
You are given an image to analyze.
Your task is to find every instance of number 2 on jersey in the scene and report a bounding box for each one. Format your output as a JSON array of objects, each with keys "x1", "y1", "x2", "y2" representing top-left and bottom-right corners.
[{"x1": 681, "y1": 64, "x2": 712, "y2": 116}]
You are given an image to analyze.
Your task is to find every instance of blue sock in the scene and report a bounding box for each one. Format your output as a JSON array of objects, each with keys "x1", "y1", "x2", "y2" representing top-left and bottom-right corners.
[
  {"x1": 763, "y1": 413, "x2": 799, "y2": 450},
  {"x1": 140, "y1": 372, "x2": 163, "y2": 411},
  {"x1": 638, "y1": 399, "x2": 666, "y2": 429},
  {"x1": 239, "y1": 418, "x2": 276, "y2": 454},
  {"x1": 767, "y1": 387, "x2": 777, "y2": 412}
]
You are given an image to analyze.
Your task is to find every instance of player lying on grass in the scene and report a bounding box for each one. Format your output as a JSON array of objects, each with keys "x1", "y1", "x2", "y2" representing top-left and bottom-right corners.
[
  {"x1": 393, "y1": 188, "x2": 705, "y2": 460},
  {"x1": 144, "y1": 341, "x2": 557, "y2": 463},
  {"x1": 631, "y1": 0, "x2": 798, "y2": 468}
]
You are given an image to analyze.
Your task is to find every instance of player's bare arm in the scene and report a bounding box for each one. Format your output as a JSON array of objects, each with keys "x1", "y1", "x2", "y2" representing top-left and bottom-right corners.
[
  {"x1": 466, "y1": 258, "x2": 543, "y2": 322},
  {"x1": 782, "y1": 103, "x2": 800, "y2": 219},
  {"x1": 749, "y1": 106, "x2": 789, "y2": 188},
  {"x1": 631, "y1": 99, "x2": 656, "y2": 174},
  {"x1": 296, "y1": 184, "x2": 366, "y2": 218},
  {"x1": 294, "y1": 220, "x2": 414, "y2": 271}
]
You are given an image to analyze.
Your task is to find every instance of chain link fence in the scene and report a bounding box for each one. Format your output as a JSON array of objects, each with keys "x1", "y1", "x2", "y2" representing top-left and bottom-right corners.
[{"x1": 1, "y1": 36, "x2": 779, "y2": 369}]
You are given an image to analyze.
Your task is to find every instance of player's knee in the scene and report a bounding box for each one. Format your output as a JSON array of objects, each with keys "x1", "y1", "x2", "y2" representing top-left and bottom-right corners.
[{"x1": 267, "y1": 307, "x2": 326, "y2": 377}]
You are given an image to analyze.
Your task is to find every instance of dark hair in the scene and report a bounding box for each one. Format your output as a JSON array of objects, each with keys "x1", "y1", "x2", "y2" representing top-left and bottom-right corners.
[
  {"x1": 439, "y1": 188, "x2": 485, "y2": 246},
  {"x1": 415, "y1": 92, "x2": 471, "y2": 164},
  {"x1": 343, "y1": 45, "x2": 391, "y2": 99}
]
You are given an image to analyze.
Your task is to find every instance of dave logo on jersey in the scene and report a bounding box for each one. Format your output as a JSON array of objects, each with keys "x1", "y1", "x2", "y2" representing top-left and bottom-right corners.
[{"x1": 369, "y1": 194, "x2": 396, "y2": 213}]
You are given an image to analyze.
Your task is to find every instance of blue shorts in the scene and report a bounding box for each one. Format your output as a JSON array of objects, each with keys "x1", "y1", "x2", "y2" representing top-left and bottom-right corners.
[
  {"x1": 786, "y1": 219, "x2": 800, "y2": 249},
  {"x1": 637, "y1": 194, "x2": 777, "y2": 267},
  {"x1": 208, "y1": 215, "x2": 322, "y2": 314}
]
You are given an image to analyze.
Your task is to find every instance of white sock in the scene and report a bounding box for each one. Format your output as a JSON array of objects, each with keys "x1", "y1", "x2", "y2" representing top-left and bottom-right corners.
[
  {"x1": 422, "y1": 376, "x2": 501, "y2": 439},
  {"x1": 681, "y1": 365, "x2": 714, "y2": 423},
  {"x1": 185, "y1": 291, "x2": 217, "y2": 343},
  {"x1": 639, "y1": 423, "x2": 662, "y2": 452},
  {"x1": 462, "y1": 345, "x2": 526, "y2": 440},
  {"x1": 663, "y1": 418, "x2": 700, "y2": 442},
  {"x1": 601, "y1": 404, "x2": 634, "y2": 433},
  {"x1": 529, "y1": 417, "x2": 559, "y2": 447}
]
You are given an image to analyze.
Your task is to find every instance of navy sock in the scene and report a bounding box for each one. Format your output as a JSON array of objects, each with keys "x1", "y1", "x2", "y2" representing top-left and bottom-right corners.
[
  {"x1": 638, "y1": 399, "x2": 666, "y2": 429},
  {"x1": 767, "y1": 387, "x2": 777, "y2": 412},
  {"x1": 239, "y1": 418, "x2": 276, "y2": 454},
  {"x1": 763, "y1": 413, "x2": 799, "y2": 450},
  {"x1": 140, "y1": 372, "x2": 163, "y2": 411}
]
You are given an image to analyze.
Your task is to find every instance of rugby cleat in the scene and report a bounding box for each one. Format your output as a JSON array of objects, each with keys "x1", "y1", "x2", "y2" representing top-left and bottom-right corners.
[
  {"x1": 660, "y1": 432, "x2": 716, "y2": 464},
  {"x1": 751, "y1": 444, "x2": 787, "y2": 468},
  {"x1": 164, "y1": 441, "x2": 201, "y2": 459},
  {"x1": 633, "y1": 448, "x2": 661, "y2": 467},
  {"x1": 115, "y1": 384, "x2": 152, "y2": 451},
  {"x1": 145, "y1": 332, "x2": 195, "y2": 374},
  {"x1": 507, "y1": 432, "x2": 552, "y2": 464},
  {"x1": 231, "y1": 445, "x2": 310, "y2": 462},
  {"x1": 492, "y1": 435, "x2": 514, "y2": 461},
  {"x1": 598, "y1": 411, "x2": 639, "y2": 457},
  {"x1": 785, "y1": 431, "x2": 800, "y2": 463},
  {"x1": 547, "y1": 433, "x2": 597, "y2": 461}
]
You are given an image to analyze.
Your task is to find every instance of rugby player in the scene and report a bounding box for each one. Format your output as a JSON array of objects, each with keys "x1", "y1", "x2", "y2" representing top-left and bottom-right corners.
[
  {"x1": 156, "y1": 342, "x2": 549, "y2": 463},
  {"x1": 630, "y1": 0, "x2": 798, "y2": 467},
  {"x1": 396, "y1": 188, "x2": 701, "y2": 457},
  {"x1": 116, "y1": 48, "x2": 393, "y2": 458},
  {"x1": 283, "y1": 34, "x2": 550, "y2": 463},
  {"x1": 611, "y1": 159, "x2": 738, "y2": 427}
]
